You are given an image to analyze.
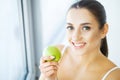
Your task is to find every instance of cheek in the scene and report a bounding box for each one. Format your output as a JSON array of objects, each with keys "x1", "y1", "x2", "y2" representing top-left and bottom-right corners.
[
  {"x1": 66, "y1": 31, "x2": 73, "y2": 43},
  {"x1": 87, "y1": 33, "x2": 101, "y2": 45},
  {"x1": 67, "y1": 33, "x2": 72, "y2": 41},
  {"x1": 66, "y1": 31, "x2": 70, "y2": 37}
]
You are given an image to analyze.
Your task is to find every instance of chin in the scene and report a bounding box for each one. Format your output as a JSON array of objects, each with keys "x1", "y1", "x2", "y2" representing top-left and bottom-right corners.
[{"x1": 71, "y1": 47, "x2": 86, "y2": 55}]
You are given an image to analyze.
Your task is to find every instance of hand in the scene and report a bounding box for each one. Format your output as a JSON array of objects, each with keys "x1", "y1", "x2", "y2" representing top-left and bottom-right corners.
[{"x1": 39, "y1": 56, "x2": 58, "y2": 80}]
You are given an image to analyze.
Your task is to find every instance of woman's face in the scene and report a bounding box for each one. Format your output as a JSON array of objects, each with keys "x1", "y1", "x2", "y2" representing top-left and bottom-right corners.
[{"x1": 66, "y1": 8, "x2": 106, "y2": 55}]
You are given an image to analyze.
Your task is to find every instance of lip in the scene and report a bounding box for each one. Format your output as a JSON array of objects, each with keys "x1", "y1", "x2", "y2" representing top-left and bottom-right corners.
[{"x1": 72, "y1": 42, "x2": 86, "y2": 49}]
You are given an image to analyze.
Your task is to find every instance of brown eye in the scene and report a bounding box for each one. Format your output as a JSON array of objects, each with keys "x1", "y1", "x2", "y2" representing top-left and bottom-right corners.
[
  {"x1": 82, "y1": 26, "x2": 91, "y2": 31},
  {"x1": 66, "y1": 26, "x2": 74, "y2": 30}
]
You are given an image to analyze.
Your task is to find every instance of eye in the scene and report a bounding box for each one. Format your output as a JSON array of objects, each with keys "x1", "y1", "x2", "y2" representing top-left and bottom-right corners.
[
  {"x1": 66, "y1": 26, "x2": 74, "y2": 30},
  {"x1": 82, "y1": 26, "x2": 91, "y2": 31}
]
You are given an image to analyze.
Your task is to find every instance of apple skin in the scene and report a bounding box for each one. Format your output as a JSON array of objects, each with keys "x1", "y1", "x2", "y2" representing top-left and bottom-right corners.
[{"x1": 43, "y1": 46, "x2": 61, "y2": 62}]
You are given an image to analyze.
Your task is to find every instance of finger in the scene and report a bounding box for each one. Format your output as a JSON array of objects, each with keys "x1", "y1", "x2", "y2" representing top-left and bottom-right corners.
[
  {"x1": 40, "y1": 56, "x2": 55, "y2": 64},
  {"x1": 40, "y1": 61, "x2": 58, "y2": 70},
  {"x1": 39, "y1": 62, "x2": 58, "y2": 74},
  {"x1": 44, "y1": 69, "x2": 57, "y2": 77},
  {"x1": 41, "y1": 65, "x2": 58, "y2": 73},
  {"x1": 40, "y1": 57, "x2": 46, "y2": 64}
]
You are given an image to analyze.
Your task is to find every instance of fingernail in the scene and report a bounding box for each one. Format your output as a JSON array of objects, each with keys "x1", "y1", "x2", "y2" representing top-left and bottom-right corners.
[{"x1": 50, "y1": 56, "x2": 55, "y2": 59}]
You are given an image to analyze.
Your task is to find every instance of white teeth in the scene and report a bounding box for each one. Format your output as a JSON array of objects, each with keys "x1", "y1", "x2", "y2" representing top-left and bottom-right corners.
[{"x1": 74, "y1": 43, "x2": 84, "y2": 47}]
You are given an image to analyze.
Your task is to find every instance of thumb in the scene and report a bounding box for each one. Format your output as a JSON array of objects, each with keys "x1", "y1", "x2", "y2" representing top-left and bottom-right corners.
[{"x1": 40, "y1": 56, "x2": 55, "y2": 64}]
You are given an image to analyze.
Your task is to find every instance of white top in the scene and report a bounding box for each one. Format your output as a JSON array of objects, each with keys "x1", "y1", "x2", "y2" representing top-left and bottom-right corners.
[
  {"x1": 61, "y1": 45, "x2": 68, "y2": 55},
  {"x1": 61, "y1": 45, "x2": 119, "y2": 80},
  {"x1": 101, "y1": 66, "x2": 119, "y2": 80}
]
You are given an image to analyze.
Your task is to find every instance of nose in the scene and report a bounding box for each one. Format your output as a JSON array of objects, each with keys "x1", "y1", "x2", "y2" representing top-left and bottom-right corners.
[{"x1": 72, "y1": 29, "x2": 82, "y2": 41}]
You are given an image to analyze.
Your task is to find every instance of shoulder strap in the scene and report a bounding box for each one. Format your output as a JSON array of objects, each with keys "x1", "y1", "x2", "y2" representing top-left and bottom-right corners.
[
  {"x1": 58, "y1": 45, "x2": 68, "y2": 63},
  {"x1": 61, "y1": 45, "x2": 67, "y2": 55},
  {"x1": 101, "y1": 67, "x2": 119, "y2": 80}
]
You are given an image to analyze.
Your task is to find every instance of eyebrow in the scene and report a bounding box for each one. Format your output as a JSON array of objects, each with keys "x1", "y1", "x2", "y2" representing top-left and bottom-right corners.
[{"x1": 66, "y1": 22, "x2": 92, "y2": 26}]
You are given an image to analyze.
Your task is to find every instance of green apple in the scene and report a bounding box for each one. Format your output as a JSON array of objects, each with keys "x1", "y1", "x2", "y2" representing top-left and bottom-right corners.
[{"x1": 43, "y1": 46, "x2": 61, "y2": 62}]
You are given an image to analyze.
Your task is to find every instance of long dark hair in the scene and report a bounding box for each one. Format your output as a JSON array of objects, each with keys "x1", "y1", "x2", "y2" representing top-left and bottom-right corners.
[{"x1": 69, "y1": 0, "x2": 108, "y2": 57}]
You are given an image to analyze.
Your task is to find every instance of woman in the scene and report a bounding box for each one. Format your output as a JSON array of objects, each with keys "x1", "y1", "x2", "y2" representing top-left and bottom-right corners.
[{"x1": 39, "y1": 0, "x2": 120, "y2": 80}]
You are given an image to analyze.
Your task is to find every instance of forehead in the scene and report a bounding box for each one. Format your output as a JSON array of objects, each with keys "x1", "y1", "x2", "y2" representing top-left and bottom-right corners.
[{"x1": 66, "y1": 8, "x2": 98, "y2": 24}]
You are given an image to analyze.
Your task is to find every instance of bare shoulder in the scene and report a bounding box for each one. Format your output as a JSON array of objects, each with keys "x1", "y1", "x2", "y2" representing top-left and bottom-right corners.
[
  {"x1": 54, "y1": 44, "x2": 65, "y2": 52},
  {"x1": 107, "y1": 67, "x2": 120, "y2": 80}
]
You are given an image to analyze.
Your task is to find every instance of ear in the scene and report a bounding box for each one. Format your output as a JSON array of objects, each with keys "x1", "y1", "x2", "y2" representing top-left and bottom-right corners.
[{"x1": 100, "y1": 23, "x2": 108, "y2": 39}]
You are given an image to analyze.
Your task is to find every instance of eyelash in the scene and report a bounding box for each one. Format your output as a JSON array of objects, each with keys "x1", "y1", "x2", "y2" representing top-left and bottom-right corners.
[
  {"x1": 66, "y1": 26, "x2": 74, "y2": 30},
  {"x1": 82, "y1": 26, "x2": 91, "y2": 31},
  {"x1": 66, "y1": 26, "x2": 91, "y2": 31}
]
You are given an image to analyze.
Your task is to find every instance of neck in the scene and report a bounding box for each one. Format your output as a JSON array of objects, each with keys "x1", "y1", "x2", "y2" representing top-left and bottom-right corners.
[{"x1": 69, "y1": 49, "x2": 102, "y2": 67}]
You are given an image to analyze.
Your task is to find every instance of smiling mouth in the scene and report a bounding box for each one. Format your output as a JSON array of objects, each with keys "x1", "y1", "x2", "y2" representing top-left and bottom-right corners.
[{"x1": 72, "y1": 42, "x2": 86, "y2": 48}]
